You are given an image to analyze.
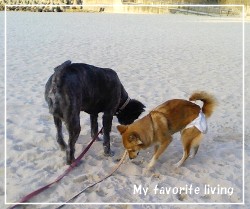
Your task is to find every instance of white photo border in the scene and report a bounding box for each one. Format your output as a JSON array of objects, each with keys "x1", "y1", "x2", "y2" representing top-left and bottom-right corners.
[{"x1": 4, "y1": 3, "x2": 245, "y2": 206}]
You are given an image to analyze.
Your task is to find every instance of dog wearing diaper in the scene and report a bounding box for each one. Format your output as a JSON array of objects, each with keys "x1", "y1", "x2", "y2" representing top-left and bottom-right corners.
[{"x1": 117, "y1": 91, "x2": 217, "y2": 169}]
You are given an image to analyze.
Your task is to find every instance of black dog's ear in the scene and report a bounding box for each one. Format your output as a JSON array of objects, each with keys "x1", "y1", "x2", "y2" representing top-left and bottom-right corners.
[
  {"x1": 117, "y1": 125, "x2": 128, "y2": 135},
  {"x1": 54, "y1": 60, "x2": 71, "y2": 72}
]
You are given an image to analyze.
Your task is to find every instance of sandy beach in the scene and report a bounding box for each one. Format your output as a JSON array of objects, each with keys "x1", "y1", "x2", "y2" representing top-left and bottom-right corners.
[{"x1": 0, "y1": 11, "x2": 250, "y2": 209}]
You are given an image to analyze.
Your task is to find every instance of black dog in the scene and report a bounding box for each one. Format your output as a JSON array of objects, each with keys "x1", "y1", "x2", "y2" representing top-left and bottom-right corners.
[{"x1": 45, "y1": 60, "x2": 145, "y2": 164}]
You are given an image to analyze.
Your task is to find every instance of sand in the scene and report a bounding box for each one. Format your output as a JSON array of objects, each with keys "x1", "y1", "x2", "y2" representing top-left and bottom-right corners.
[{"x1": 0, "y1": 11, "x2": 249, "y2": 209}]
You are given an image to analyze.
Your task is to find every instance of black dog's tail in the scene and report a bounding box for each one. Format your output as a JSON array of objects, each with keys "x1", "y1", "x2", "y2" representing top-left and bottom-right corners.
[{"x1": 46, "y1": 60, "x2": 72, "y2": 116}]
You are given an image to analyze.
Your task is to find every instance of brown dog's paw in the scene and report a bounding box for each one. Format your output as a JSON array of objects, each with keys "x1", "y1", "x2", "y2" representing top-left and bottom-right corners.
[
  {"x1": 152, "y1": 173, "x2": 161, "y2": 179},
  {"x1": 189, "y1": 154, "x2": 195, "y2": 159},
  {"x1": 173, "y1": 163, "x2": 181, "y2": 168},
  {"x1": 143, "y1": 167, "x2": 154, "y2": 177}
]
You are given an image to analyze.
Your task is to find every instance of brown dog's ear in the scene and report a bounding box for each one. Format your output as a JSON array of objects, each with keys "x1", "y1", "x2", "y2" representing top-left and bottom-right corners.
[
  {"x1": 137, "y1": 139, "x2": 143, "y2": 145},
  {"x1": 117, "y1": 125, "x2": 128, "y2": 135},
  {"x1": 129, "y1": 133, "x2": 143, "y2": 145}
]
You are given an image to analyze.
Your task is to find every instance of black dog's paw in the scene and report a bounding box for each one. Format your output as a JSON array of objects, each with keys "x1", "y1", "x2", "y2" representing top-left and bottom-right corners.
[
  {"x1": 91, "y1": 132, "x2": 103, "y2": 141},
  {"x1": 59, "y1": 143, "x2": 67, "y2": 151},
  {"x1": 104, "y1": 151, "x2": 115, "y2": 157},
  {"x1": 103, "y1": 147, "x2": 115, "y2": 157},
  {"x1": 66, "y1": 157, "x2": 76, "y2": 165},
  {"x1": 66, "y1": 151, "x2": 75, "y2": 165},
  {"x1": 95, "y1": 136, "x2": 103, "y2": 142}
]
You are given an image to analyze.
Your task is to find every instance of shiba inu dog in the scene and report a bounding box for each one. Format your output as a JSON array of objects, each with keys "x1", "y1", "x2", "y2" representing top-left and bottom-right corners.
[{"x1": 117, "y1": 91, "x2": 217, "y2": 169}]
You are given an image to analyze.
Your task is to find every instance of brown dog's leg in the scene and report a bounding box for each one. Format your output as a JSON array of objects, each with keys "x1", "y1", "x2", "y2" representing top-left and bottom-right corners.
[
  {"x1": 148, "y1": 136, "x2": 172, "y2": 169},
  {"x1": 190, "y1": 145, "x2": 200, "y2": 158},
  {"x1": 190, "y1": 133, "x2": 202, "y2": 158},
  {"x1": 174, "y1": 148, "x2": 190, "y2": 168},
  {"x1": 175, "y1": 128, "x2": 201, "y2": 167},
  {"x1": 154, "y1": 144, "x2": 159, "y2": 155}
]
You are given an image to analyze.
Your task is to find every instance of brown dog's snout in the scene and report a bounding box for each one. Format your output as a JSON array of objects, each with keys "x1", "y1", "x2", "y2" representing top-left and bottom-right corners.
[{"x1": 128, "y1": 151, "x2": 139, "y2": 160}]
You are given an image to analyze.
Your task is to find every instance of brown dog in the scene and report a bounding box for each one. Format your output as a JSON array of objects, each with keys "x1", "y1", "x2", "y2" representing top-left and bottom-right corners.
[{"x1": 117, "y1": 91, "x2": 217, "y2": 169}]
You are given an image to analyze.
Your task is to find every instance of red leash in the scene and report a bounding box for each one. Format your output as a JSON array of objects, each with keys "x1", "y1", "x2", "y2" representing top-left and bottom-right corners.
[{"x1": 8, "y1": 127, "x2": 103, "y2": 209}]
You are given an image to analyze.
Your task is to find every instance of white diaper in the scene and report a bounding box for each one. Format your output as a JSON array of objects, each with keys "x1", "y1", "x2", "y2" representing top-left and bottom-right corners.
[{"x1": 183, "y1": 111, "x2": 207, "y2": 134}]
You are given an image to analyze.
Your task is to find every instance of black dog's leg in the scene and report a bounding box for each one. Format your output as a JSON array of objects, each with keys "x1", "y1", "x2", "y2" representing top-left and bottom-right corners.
[
  {"x1": 65, "y1": 114, "x2": 81, "y2": 165},
  {"x1": 102, "y1": 113, "x2": 114, "y2": 157},
  {"x1": 53, "y1": 116, "x2": 67, "y2": 151},
  {"x1": 90, "y1": 114, "x2": 101, "y2": 141}
]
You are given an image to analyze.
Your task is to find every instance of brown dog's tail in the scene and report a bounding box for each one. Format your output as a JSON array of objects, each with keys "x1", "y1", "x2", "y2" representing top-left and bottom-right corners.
[{"x1": 189, "y1": 91, "x2": 217, "y2": 118}]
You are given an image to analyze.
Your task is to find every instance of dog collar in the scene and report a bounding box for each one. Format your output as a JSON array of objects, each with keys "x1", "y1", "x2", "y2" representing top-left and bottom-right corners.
[{"x1": 116, "y1": 97, "x2": 130, "y2": 115}]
